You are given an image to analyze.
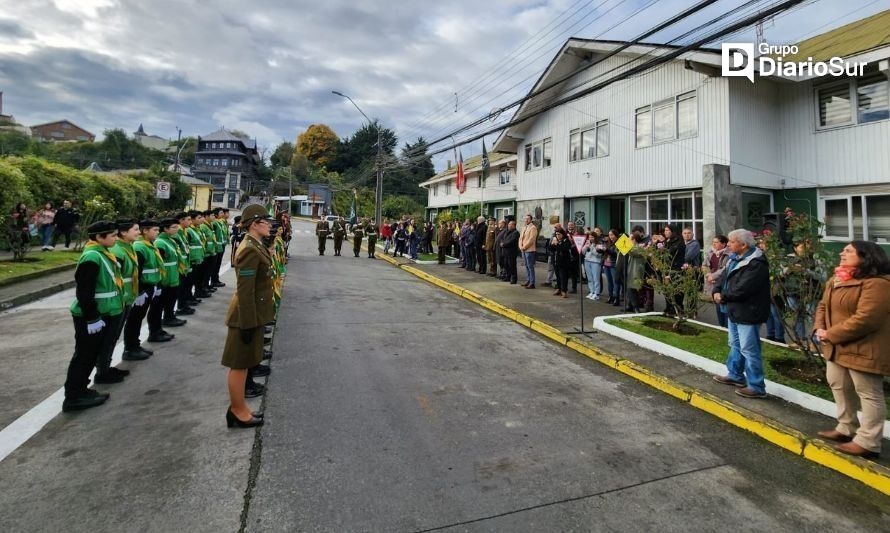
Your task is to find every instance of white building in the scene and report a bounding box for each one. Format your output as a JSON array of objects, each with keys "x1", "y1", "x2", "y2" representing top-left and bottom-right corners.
[
  {"x1": 420, "y1": 152, "x2": 518, "y2": 221},
  {"x1": 492, "y1": 10, "x2": 890, "y2": 249}
]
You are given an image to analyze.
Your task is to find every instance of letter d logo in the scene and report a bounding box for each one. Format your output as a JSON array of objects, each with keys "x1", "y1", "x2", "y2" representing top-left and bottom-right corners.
[{"x1": 722, "y1": 43, "x2": 755, "y2": 83}]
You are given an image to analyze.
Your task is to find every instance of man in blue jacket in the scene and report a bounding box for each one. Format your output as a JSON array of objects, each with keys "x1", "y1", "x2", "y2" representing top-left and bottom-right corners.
[{"x1": 711, "y1": 229, "x2": 772, "y2": 399}]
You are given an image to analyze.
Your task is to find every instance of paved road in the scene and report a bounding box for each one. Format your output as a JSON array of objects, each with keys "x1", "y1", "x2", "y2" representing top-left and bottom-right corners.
[{"x1": 246, "y1": 220, "x2": 890, "y2": 532}]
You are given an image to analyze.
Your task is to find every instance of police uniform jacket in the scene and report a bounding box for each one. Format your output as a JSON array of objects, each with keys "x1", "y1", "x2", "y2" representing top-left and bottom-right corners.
[{"x1": 222, "y1": 235, "x2": 275, "y2": 369}]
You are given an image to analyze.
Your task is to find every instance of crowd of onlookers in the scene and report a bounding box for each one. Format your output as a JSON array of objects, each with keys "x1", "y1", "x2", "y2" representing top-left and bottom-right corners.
[{"x1": 6, "y1": 200, "x2": 81, "y2": 251}]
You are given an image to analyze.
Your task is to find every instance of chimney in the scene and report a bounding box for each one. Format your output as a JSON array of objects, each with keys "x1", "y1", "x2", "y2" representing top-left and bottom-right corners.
[{"x1": 447, "y1": 160, "x2": 452, "y2": 169}]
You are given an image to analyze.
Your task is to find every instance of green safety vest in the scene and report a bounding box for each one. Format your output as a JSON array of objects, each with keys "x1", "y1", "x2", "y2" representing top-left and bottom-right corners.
[
  {"x1": 70, "y1": 243, "x2": 124, "y2": 318},
  {"x1": 155, "y1": 234, "x2": 181, "y2": 287},
  {"x1": 110, "y1": 240, "x2": 140, "y2": 306},
  {"x1": 186, "y1": 227, "x2": 205, "y2": 264},
  {"x1": 173, "y1": 231, "x2": 192, "y2": 274},
  {"x1": 213, "y1": 220, "x2": 227, "y2": 253},
  {"x1": 134, "y1": 237, "x2": 163, "y2": 285},
  {"x1": 199, "y1": 223, "x2": 216, "y2": 255}
]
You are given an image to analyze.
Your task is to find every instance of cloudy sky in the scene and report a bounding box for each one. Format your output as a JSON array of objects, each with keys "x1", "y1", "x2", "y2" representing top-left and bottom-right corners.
[{"x1": 0, "y1": 0, "x2": 887, "y2": 170}]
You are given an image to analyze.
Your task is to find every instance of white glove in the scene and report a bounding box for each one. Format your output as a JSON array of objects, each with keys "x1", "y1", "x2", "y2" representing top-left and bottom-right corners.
[
  {"x1": 154, "y1": 287, "x2": 162, "y2": 298},
  {"x1": 134, "y1": 293, "x2": 148, "y2": 307},
  {"x1": 87, "y1": 319, "x2": 106, "y2": 335}
]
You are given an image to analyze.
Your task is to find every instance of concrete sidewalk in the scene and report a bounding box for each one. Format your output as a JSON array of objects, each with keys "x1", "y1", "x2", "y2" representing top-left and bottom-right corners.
[
  {"x1": 368, "y1": 245, "x2": 890, "y2": 495},
  {"x1": 0, "y1": 268, "x2": 77, "y2": 311}
]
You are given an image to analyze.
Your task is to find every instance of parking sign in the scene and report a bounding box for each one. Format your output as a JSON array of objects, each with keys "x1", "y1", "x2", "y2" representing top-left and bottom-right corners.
[{"x1": 156, "y1": 181, "x2": 171, "y2": 199}]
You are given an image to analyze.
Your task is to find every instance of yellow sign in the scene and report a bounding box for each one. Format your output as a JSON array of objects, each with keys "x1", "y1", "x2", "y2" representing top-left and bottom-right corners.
[{"x1": 615, "y1": 233, "x2": 633, "y2": 255}]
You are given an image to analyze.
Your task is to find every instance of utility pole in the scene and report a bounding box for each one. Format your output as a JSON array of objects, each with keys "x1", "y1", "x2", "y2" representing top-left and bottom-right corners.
[
  {"x1": 174, "y1": 127, "x2": 182, "y2": 172},
  {"x1": 332, "y1": 90, "x2": 383, "y2": 226}
]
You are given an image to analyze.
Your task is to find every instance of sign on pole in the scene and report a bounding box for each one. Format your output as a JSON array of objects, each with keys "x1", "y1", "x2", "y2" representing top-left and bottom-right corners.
[
  {"x1": 615, "y1": 233, "x2": 633, "y2": 255},
  {"x1": 155, "y1": 181, "x2": 171, "y2": 199},
  {"x1": 572, "y1": 235, "x2": 587, "y2": 255}
]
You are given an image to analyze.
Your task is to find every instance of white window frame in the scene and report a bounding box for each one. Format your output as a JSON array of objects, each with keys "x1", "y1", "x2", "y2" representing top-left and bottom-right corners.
[
  {"x1": 635, "y1": 91, "x2": 698, "y2": 148},
  {"x1": 628, "y1": 190, "x2": 705, "y2": 239},
  {"x1": 570, "y1": 120, "x2": 609, "y2": 162},
  {"x1": 523, "y1": 137, "x2": 552, "y2": 171},
  {"x1": 819, "y1": 193, "x2": 890, "y2": 242},
  {"x1": 433, "y1": 184, "x2": 438, "y2": 197},
  {"x1": 815, "y1": 73, "x2": 890, "y2": 131},
  {"x1": 499, "y1": 167, "x2": 511, "y2": 185}
]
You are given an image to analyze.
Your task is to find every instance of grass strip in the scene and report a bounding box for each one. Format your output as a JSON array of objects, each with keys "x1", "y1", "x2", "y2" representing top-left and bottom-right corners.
[{"x1": 0, "y1": 250, "x2": 80, "y2": 284}]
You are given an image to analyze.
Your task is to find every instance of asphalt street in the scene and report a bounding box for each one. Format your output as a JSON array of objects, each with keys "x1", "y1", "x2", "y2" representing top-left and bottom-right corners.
[
  {"x1": 245, "y1": 220, "x2": 890, "y2": 532},
  {"x1": 1, "y1": 219, "x2": 888, "y2": 532}
]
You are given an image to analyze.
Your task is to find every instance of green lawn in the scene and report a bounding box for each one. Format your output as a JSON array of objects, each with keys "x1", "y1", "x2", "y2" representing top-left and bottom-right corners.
[
  {"x1": 606, "y1": 315, "x2": 890, "y2": 411},
  {"x1": 0, "y1": 249, "x2": 80, "y2": 284}
]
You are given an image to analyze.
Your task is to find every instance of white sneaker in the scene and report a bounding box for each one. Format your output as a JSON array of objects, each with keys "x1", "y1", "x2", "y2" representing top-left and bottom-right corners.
[
  {"x1": 593, "y1": 295, "x2": 600, "y2": 300},
  {"x1": 585, "y1": 293, "x2": 595, "y2": 300},
  {"x1": 48, "y1": 245, "x2": 55, "y2": 250}
]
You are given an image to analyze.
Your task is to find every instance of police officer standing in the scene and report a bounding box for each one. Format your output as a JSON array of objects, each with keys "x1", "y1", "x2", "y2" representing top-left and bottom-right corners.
[
  {"x1": 485, "y1": 217, "x2": 497, "y2": 277},
  {"x1": 316, "y1": 217, "x2": 330, "y2": 255},
  {"x1": 332, "y1": 216, "x2": 346, "y2": 256},
  {"x1": 365, "y1": 219, "x2": 378, "y2": 258}
]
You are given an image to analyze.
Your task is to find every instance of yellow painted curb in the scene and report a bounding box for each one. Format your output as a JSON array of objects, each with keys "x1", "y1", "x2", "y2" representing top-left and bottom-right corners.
[
  {"x1": 803, "y1": 441, "x2": 890, "y2": 496},
  {"x1": 689, "y1": 391, "x2": 807, "y2": 455},
  {"x1": 375, "y1": 250, "x2": 890, "y2": 495}
]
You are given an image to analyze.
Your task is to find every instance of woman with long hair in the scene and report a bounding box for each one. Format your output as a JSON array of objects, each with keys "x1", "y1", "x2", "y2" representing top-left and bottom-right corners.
[{"x1": 814, "y1": 241, "x2": 890, "y2": 458}]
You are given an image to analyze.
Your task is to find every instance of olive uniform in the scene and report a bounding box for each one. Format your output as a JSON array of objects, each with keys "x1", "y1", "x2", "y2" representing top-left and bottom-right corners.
[
  {"x1": 352, "y1": 222, "x2": 364, "y2": 257},
  {"x1": 485, "y1": 221, "x2": 497, "y2": 276},
  {"x1": 222, "y1": 233, "x2": 276, "y2": 369},
  {"x1": 365, "y1": 221, "x2": 378, "y2": 258},
  {"x1": 316, "y1": 219, "x2": 330, "y2": 255},
  {"x1": 332, "y1": 218, "x2": 346, "y2": 256}
]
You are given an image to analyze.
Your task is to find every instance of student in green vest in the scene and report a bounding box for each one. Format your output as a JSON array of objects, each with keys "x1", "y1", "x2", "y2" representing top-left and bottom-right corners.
[
  {"x1": 109, "y1": 219, "x2": 151, "y2": 365},
  {"x1": 173, "y1": 212, "x2": 197, "y2": 315},
  {"x1": 202, "y1": 210, "x2": 220, "y2": 292},
  {"x1": 210, "y1": 207, "x2": 228, "y2": 288},
  {"x1": 64, "y1": 221, "x2": 123, "y2": 412},
  {"x1": 157, "y1": 218, "x2": 187, "y2": 328},
  {"x1": 188, "y1": 210, "x2": 210, "y2": 299},
  {"x1": 124, "y1": 219, "x2": 172, "y2": 355}
]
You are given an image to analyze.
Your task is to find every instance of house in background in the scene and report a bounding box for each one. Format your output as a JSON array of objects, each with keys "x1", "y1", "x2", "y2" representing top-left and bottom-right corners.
[
  {"x1": 493, "y1": 9, "x2": 890, "y2": 249},
  {"x1": 169, "y1": 163, "x2": 213, "y2": 211},
  {"x1": 30, "y1": 119, "x2": 95, "y2": 142},
  {"x1": 133, "y1": 123, "x2": 170, "y2": 151},
  {"x1": 193, "y1": 128, "x2": 260, "y2": 209},
  {"x1": 0, "y1": 92, "x2": 30, "y2": 136},
  {"x1": 419, "y1": 152, "x2": 517, "y2": 222}
]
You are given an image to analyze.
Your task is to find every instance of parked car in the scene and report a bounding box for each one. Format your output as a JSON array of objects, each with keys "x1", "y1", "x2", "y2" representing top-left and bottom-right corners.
[{"x1": 323, "y1": 215, "x2": 338, "y2": 238}]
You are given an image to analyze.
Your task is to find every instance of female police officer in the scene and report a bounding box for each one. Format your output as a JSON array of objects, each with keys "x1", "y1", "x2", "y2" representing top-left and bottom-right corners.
[{"x1": 222, "y1": 204, "x2": 275, "y2": 428}]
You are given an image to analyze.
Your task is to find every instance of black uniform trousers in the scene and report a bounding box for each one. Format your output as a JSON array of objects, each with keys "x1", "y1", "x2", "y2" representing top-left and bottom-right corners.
[
  {"x1": 178, "y1": 273, "x2": 194, "y2": 307},
  {"x1": 94, "y1": 313, "x2": 125, "y2": 375},
  {"x1": 66, "y1": 314, "x2": 121, "y2": 397},
  {"x1": 192, "y1": 260, "x2": 207, "y2": 294},
  {"x1": 162, "y1": 284, "x2": 179, "y2": 320},
  {"x1": 124, "y1": 289, "x2": 161, "y2": 349},
  {"x1": 210, "y1": 248, "x2": 225, "y2": 284},
  {"x1": 200, "y1": 255, "x2": 215, "y2": 290}
]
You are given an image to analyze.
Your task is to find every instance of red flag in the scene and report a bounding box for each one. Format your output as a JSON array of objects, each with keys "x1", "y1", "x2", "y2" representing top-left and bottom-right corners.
[{"x1": 456, "y1": 150, "x2": 466, "y2": 194}]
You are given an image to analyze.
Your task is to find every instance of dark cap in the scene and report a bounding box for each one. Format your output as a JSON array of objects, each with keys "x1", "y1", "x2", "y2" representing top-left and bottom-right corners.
[
  {"x1": 241, "y1": 204, "x2": 272, "y2": 227},
  {"x1": 140, "y1": 219, "x2": 160, "y2": 229},
  {"x1": 160, "y1": 218, "x2": 179, "y2": 229},
  {"x1": 88, "y1": 220, "x2": 117, "y2": 236},
  {"x1": 116, "y1": 219, "x2": 138, "y2": 232}
]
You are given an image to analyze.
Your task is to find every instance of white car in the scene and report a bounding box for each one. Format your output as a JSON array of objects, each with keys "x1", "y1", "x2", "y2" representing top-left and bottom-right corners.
[{"x1": 323, "y1": 215, "x2": 339, "y2": 238}]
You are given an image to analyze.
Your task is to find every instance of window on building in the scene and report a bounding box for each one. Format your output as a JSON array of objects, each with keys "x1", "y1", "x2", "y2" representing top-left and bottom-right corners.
[
  {"x1": 628, "y1": 191, "x2": 704, "y2": 239},
  {"x1": 636, "y1": 91, "x2": 698, "y2": 147},
  {"x1": 51, "y1": 131, "x2": 64, "y2": 138},
  {"x1": 212, "y1": 159, "x2": 219, "y2": 166},
  {"x1": 571, "y1": 120, "x2": 609, "y2": 161},
  {"x1": 221, "y1": 159, "x2": 228, "y2": 167},
  {"x1": 476, "y1": 175, "x2": 483, "y2": 188},
  {"x1": 213, "y1": 192, "x2": 224, "y2": 203},
  {"x1": 635, "y1": 106, "x2": 651, "y2": 148},
  {"x1": 445, "y1": 179, "x2": 451, "y2": 193},
  {"x1": 228, "y1": 173, "x2": 240, "y2": 189},
  {"x1": 524, "y1": 138, "x2": 552, "y2": 170},
  {"x1": 433, "y1": 184, "x2": 438, "y2": 196},
  {"x1": 77, "y1": 136, "x2": 88, "y2": 141},
  {"x1": 211, "y1": 176, "x2": 225, "y2": 186},
  {"x1": 822, "y1": 194, "x2": 890, "y2": 242},
  {"x1": 499, "y1": 168, "x2": 511, "y2": 185},
  {"x1": 817, "y1": 72, "x2": 890, "y2": 129}
]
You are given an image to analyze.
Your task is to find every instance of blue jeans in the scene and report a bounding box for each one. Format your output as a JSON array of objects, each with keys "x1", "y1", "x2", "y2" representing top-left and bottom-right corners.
[
  {"x1": 603, "y1": 265, "x2": 615, "y2": 297},
  {"x1": 585, "y1": 261, "x2": 602, "y2": 297},
  {"x1": 766, "y1": 303, "x2": 785, "y2": 342},
  {"x1": 409, "y1": 241, "x2": 418, "y2": 259},
  {"x1": 40, "y1": 225, "x2": 54, "y2": 247},
  {"x1": 726, "y1": 320, "x2": 766, "y2": 394},
  {"x1": 523, "y1": 252, "x2": 536, "y2": 285}
]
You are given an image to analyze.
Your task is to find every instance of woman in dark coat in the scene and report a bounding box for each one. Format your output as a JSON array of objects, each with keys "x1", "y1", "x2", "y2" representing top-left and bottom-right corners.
[
  {"x1": 550, "y1": 229, "x2": 573, "y2": 298},
  {"x1": 222, "y1": 205, "x2": 275, "y2": 428},
  {"x1": 661, "y1": 224, "x2": 687, "y2": 315}
]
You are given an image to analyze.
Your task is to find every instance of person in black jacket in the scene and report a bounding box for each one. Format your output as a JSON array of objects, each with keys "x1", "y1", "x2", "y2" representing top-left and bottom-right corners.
[
  {"x1": 661, "y1": 224, "x2": 687, "y2": 315},
  {"x1": 53, "y1": 200, "x2": 80, "y2": 248},
  {"x1": 550, "y1": 229, "x2": 573, "y2": 298},
  {"x1": 474, "y1": 216, "x2": 487, "y2": 274},
  {"x1": 500, "y1": 220, "x2": 519, "y2": 284},
  {"x1": 712, "y1": 229, "x2": 771, "y2": 399}
]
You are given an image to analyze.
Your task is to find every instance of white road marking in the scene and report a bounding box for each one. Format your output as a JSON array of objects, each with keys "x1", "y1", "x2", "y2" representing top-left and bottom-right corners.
[{"x1": 0, "y1": 263, "x2": 232, "y2": 462}]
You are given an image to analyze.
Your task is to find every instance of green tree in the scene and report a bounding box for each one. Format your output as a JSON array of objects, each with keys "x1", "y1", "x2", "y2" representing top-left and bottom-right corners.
[
  {"x1": 381, "y1": 195, "x2": 423, "y2": 220},
  {"x1": 270, "y1": 141, "x2": 296, "y2": 169}
]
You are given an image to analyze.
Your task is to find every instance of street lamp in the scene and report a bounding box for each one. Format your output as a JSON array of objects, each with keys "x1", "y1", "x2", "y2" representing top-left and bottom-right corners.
[{"x1": 332, "y1": 90, "x2": 383, "y2": 226}]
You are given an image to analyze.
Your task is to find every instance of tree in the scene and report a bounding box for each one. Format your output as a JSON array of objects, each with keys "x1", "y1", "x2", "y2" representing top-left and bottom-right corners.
[
  {"x1": 645, "y1": 245, "x2": 706, "y2": 331},
  {"x1": 270, "y1": 141, "x2": 296, "y2": 169},
  {"x1": 381, "y1": 195, "x2": 423, "y2": 220},
  {"x1": 296, "y1": 124, "x2": 339, "y2": 168}
]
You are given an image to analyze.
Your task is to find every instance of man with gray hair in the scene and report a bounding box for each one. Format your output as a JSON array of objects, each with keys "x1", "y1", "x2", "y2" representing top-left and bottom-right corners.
[{"x1": 711, "y1": 229, "x2": 772, "y2": 399}]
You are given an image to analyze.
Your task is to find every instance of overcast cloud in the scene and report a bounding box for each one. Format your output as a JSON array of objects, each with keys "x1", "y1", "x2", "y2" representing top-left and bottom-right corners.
[{"x1": 0, "y1": 0, "x2": 887, "y2": 170}]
